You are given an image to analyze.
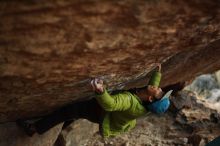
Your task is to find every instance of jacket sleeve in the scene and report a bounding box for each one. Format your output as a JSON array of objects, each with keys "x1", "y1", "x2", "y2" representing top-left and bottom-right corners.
[
  {"x1": 148, "y1": 71, "x2": 162, "y2": 87},
  {"x1": 95, "y1": 89, "x2": 131, "y2": 112}
]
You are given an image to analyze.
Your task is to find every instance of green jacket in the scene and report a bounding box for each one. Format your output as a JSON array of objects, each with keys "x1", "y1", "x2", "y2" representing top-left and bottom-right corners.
[{"x1": 95, "y1": 71, "x2": 161, "y2": 138}]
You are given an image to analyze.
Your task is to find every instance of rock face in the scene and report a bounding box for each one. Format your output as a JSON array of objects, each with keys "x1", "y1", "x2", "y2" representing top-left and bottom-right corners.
[
  {"x1": 54, "y1": 119, "x2": 99, "y2": 146},
  {"x1": 0, "y1": 0, "x2": 220, "y2": 123},
  {"x1": 0, "y1": 122, "x2": 63, "y2": 146},
  {"x1": 172, "y1": 91, "x2": 220, "y2": 146}
]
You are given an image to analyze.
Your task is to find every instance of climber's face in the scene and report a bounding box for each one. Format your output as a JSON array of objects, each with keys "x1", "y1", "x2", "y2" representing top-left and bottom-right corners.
[{"x1": 145, "y1": 85, "x2": 163, "y2": 102}]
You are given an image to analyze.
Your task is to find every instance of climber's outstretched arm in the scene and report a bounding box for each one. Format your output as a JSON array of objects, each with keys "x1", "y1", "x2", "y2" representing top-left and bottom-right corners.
[
  {"x1": 91, "y1": 78, "x2": 131, "y2": 112},
  {"x1": 148, "y1": 63, "x2": 162, "y2": 87}
]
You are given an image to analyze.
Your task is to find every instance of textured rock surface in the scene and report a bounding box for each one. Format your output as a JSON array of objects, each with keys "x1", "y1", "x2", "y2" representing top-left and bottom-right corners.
[
  {"x1": 0, "y1": 0, "x2": 220, "y2": 122},
  {"x1": 54, "y1": 119, "x2": 99, "y2": 146},
  {"x1": 0, "y1": 122, "x2": 63, "y2": 146}
]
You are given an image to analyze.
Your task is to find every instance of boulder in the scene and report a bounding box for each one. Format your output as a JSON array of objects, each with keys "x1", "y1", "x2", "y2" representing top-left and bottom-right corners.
[
  {"x1": 0, "y1": 122, "x2": 63, "y2": 146},
  {"x1": 54, "y1": 119, "x2": 99, "y2": 146},
  {"x1": 0, "y1": 0, "x2": 220, "y2": 123},
  {"x1": 0, "y1": 0, "x2": 220, "y2": 145},
  {"x1": 170, "y1": 90, "x2": 197, "y2": 112},
  {"x1": 171, "y1": 91, "x2": 220, "y2": 145}
]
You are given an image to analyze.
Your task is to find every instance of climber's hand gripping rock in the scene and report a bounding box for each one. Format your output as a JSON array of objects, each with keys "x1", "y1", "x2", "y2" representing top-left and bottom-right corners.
[{"x1": 91, "y1": 78, "x2": 104, "y2": 94}]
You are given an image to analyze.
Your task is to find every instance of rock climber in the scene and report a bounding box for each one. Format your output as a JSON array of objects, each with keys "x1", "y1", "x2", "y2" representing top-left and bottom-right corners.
[{"x1": 17, "y1": 63, "x2": 173, "y2": 138}]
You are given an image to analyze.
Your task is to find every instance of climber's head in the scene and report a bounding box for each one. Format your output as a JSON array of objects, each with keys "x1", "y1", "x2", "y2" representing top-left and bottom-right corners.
[
  {"x1": 142, "y1": 87, "x2": 172, "y2": 114},
  {"x1": 145, "y1": 85, "x2": 164, "y2": 102}
]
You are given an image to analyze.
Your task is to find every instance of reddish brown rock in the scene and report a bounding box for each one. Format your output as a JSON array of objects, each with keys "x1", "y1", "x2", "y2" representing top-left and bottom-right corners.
[{"x1": 0, "y1": 0, "x2": 220, "y2": 122}]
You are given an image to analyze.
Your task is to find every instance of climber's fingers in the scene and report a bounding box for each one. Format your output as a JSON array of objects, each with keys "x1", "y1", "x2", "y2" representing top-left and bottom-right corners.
[
  {"x1": 91, "y1": 78, "x2": 104, "y2": 94},
  {"x1": 94, "y1": 78, "x2": 103, "y2": 89},
  {"x1": 97, "y1": 78, "x2": 103, "y2": 84},
  {"x1": 90, "y1": 79, "x2": 96, "y2": 91},
  {"x1": 155, "y1": 63, "x2": 161, "y2": 72}
]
